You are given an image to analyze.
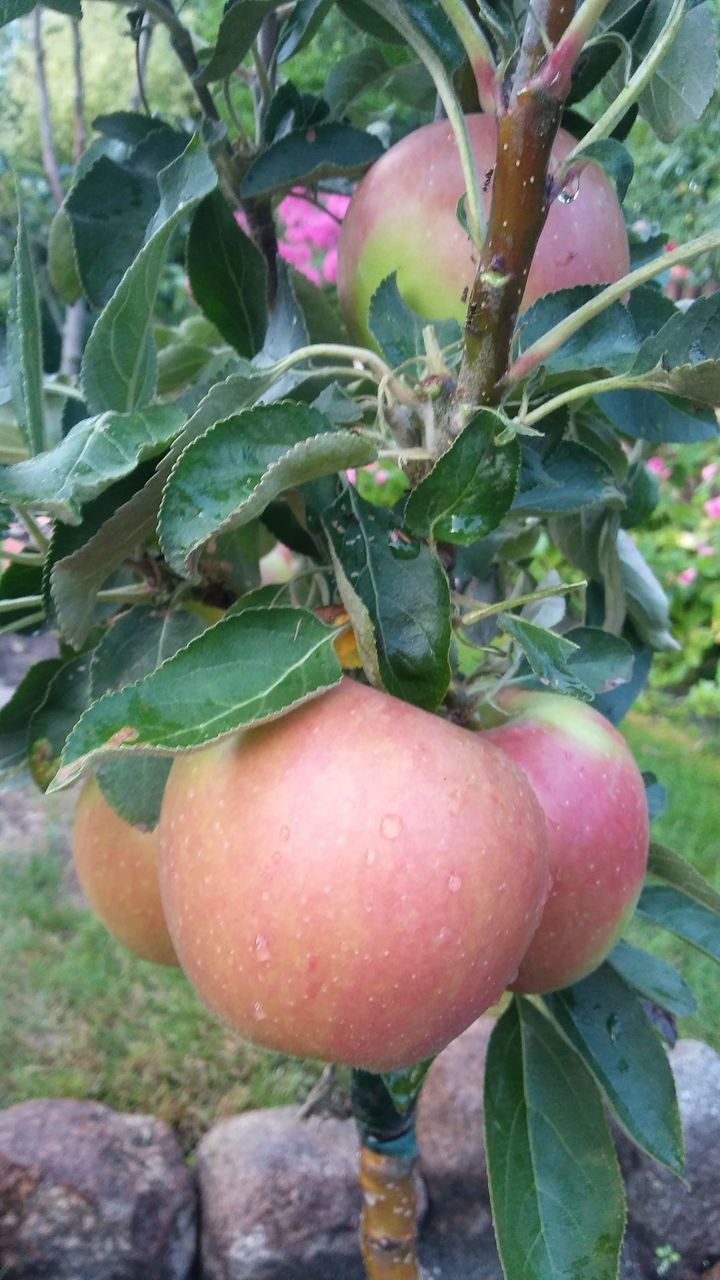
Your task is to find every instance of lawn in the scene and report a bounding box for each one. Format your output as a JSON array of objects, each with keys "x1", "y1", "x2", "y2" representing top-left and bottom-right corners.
[
  {"x1": 0, "y1": 709, "x2": 717, "y2": 1151},
  {"x1": 622, "y1": 712, "x2": 720, "y2": 1052}
]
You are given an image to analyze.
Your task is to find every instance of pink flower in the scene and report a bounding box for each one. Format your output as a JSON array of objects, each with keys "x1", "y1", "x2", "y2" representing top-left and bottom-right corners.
[
  {"x1": 647, "y1": 456, "x2": 671, "y2": 480},
  {"x1": 278, "y1": 241, "x2": 322, "y2": 285},
  {"x1": 677, "y1": 567, "x2": 697, "y2": 586},
  {"x1": 701, "y1": 463, "x2": 719, "y2": 484},
  {"x1": 704, "y1": 496, "x2": 720, "y2": 520},
  {"x1": 323, "y1": 247, "x2": 338, "y2": 285},
  {"x1": 697, "y1": 543, "x2": 715, "y2": 557},
  {"x1": 326, "y1": 194, "x2": 351, "y2": 220},
  {"x1": 374, "y1": 469, "x2": 389, "y2": 486},
  {"x1": 2, "y1": 537, "x2": 24, "y2": 556},
  {"x1": 346, "y1": 468, "x2": 358, "y2": 485}
]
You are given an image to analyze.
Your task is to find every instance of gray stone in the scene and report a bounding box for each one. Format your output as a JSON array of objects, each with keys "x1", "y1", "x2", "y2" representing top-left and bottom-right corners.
[
  {"x1": 0, "y1": 1098, "x2": 197, "y2": 1280},
  {"x1": 620, "y1": 1038, "x2": 720, "y2": 1272},
  {"x1": 417, "y1": 1017, "x2": 494, "y2": 1240},
  {"x1": 196, "y1": 1107, "x2": 365, "y2": 1280}
]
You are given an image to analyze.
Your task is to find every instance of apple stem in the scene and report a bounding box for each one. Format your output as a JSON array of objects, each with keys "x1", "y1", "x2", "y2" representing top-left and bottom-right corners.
[
  {"x1": 352, "y1": 1069, "x2": 422, "y2": 1280},
  {"x1": 446, "y1": 0, "x2": 575, "y2": 443}
]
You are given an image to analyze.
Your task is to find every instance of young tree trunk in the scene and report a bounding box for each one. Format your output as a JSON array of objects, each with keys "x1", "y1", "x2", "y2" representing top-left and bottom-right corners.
[{"x1": 32, "y1": 8, "x2": 64, "y2": 207}]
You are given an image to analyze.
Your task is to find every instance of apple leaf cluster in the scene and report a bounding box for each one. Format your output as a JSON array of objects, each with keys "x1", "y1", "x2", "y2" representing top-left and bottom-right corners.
[{"x1": 0, "y1": 1, "x2": 719, "y2": 1277}]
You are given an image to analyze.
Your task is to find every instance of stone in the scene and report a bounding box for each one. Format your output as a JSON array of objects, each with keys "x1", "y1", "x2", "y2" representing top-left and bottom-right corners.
[
  {"x1": 196, "y1": 1107, "x2": 365, "y2": 1280},
  {"x1": 417, "y1": 1016, "x2": 494, "y2": 1239},
  {"x1": 620, "y1": 1038, "x2": 720, "y2": 1272},
  {"x1": 0, "y1": 1098, "x2": 197, "y2": 1280},
  {"x1": 197, "y1": 1021, "x2": 499, "y2": 1280}
]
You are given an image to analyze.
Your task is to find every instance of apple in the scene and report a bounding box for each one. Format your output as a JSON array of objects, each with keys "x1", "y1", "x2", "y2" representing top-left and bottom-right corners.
[
  {"x1": 158, "y1": 678, "x2": 549, "y2": 1070},
  {"x1": 72, "y1": 777, "x2": 178, "y2": 967},
  {"x1": 481, "y1": 689, "x2": 649, "y2": 993},
  {"x1": 337, "y1": 114, "x2": 630, "y2": 347}
]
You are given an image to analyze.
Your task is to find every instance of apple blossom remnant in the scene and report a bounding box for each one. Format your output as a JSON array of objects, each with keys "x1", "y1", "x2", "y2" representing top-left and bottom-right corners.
[
  {"x1": 676, "y1": 567, "x2": 698, "y2": 585},
  {"x1": 704, "y1": 496, "x2": 720, "y2": 520}
]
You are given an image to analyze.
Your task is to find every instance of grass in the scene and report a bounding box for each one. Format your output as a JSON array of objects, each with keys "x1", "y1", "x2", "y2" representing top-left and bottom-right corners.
[
  {"x1": 622, "y1": 712, "x2": 720, "y2": 1051},
  {"x1": 0, "y1": 801, "x2": 322, "y2": 1153},
  {"x1": 0, "y1": 709, "x2": 717, "y2": 1149}
]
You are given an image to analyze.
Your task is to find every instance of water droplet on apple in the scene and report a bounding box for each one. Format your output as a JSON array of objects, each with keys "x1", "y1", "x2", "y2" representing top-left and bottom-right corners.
[
  {"x1": 380, "y1": 814, "x2": 403, "y2": 840},
  {"x1": 253, "y1": 934, "x2": 271, "y2": 962},
  {"x1": 253, "y1": 1001, "x2": 267, "y2": 1021},
  {"x1": 447, "y1": 874, "x2": 462, "y2": 892}
]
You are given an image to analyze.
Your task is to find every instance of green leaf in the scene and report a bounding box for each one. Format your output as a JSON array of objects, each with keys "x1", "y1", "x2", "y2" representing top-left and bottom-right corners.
[
  {"x1": 580, "y1": 139, "x2": 634, "y2": 202},
  {"x1": 0, "y1": 658, "x2": 64, "y2": 779},
  {"x1": 336, "y1": 0, "x2": 406, "y2": 43},
  {"x1": 64, "y1": 140, "x2": 185, "y2": 308},
  {"x1": 198, "y1": 0, "x2": 276, "y2": 82},
  {"x1": 159, "y1": 402, "x2": 376, "y2": 576},
  {"x1": 317, "y1": 484, "x2": 451, "y2": 710},
  {"x1": 81, "y1": 136, "x2": 217, "y2": 414},
  {"x1": 48, "y1": 206, "x2": 82, "y2": 305},
  {"x1": 187, "y1": 190, "x2": 267, "y2": 358},
  {"x1": 616, "y1": 529, "x2": 678, "y2": 651},
  {"x1": 368, "y1": 274, "x2": 460, "y2": 367},
  {"x1": 0, "y1": 1, "x2": 35, "y2": 29},
  {"x1": 49, "y1": 608, "x2": 343, "y2": 789},
  {"x1": 49, "y1": 368, "x2": 282, "y2": 646},
  {"x1": 241, "y1": 123, "x2": 383, "y2": 200},
  {"x1": 608, "y1": 940, "x2": 697, "y2": 1019},
  {"x1": 278, "y1": 0, "x2": 333, "y2": 62},
  {"x1": 90, "y1": 604, "x2": 206, "y2": 699},
  {"x1": 382, "y1": 1059, "x2": 434, "y2": 1114},
  {"x1": 405, "y1": 412, "x2": 520, "y2": 545},
  {"x1": 156, "y1": 343, "x2": 214, "y2": 396},
  {"x1": 600, "y1": 390, "x2": 718, "y2": 444},
  {"x1": 634, "y1": 0, "x2": 718, "y2": 141},
  {"x1": 629, "y1": 293, "x2": 720, "y2": 406},
  {"x1": 0, "y1": 404, "x2": 185, "y2": 524},
  {"x1": 96, "y1": 757, "x2": 172, "y2": 831},
  {"x1": 398, "y1": 0, "x2": 465, "y2": 69},
  {"x1": 500, "y1": 613, "x2": 593, "y2": 699},
  {"x1": 0, "y1": 555, "x2": 44, "y2": 631},
  {"x1": 545, "y1": 965, "x2": 683, "y2": 1174},
  {"x1": 28, "y1": 653, "x2": 93, "y2": 790},
  {"x1": 484, "y1": 998, "x2": 625, "y2": 1280},
  {"x1": 49, "y1": 463, "x2": 165, "y2": 648},
  {"x1": 89, "y1": 604, "x2": 208, "y2": 828},
  {"x1": 514, "y1": 442, "x2": 624, "y2": 515},
  {"x1": 8, "y1": 185, "x2": 46, "y2": 455},
  {"x1": 324, "y1": 47, "x2": 392, "y2": 117},
  {"x1": 92, "y1": 112, "x2": 171, "y2": 147},
  {"x1": 560, "y1": 626, "x2": 634, "y2": 694},
  {"x1": 637, "y1": 886, "x2": 720, "y2": 963},
  {"x1": 518, "y1": 287, "x2": 638, "y2": 376},
  {"x1": 647, "y1": 842, "x2": 720, "y2": 915}
]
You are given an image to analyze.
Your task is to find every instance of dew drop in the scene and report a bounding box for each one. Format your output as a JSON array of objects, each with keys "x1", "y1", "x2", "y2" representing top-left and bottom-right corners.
[
  {"x1": 253, "y1": 934, "x2": 271, "y2": 963},
  {"x1": 447, "y1": 874, "x2": 462, "y2": 893},
  {"x1": 253, "y1": 1001, "x2": 267, "y2": 1021},
  {"x1": 380, "y1": 814, "x2": 403, "y2": 840}
]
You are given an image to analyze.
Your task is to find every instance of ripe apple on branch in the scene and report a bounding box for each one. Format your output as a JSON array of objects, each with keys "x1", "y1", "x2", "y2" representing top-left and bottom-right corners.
[{"x1": 1, "y1": 0, "x2": 719, "y2": 1277}]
